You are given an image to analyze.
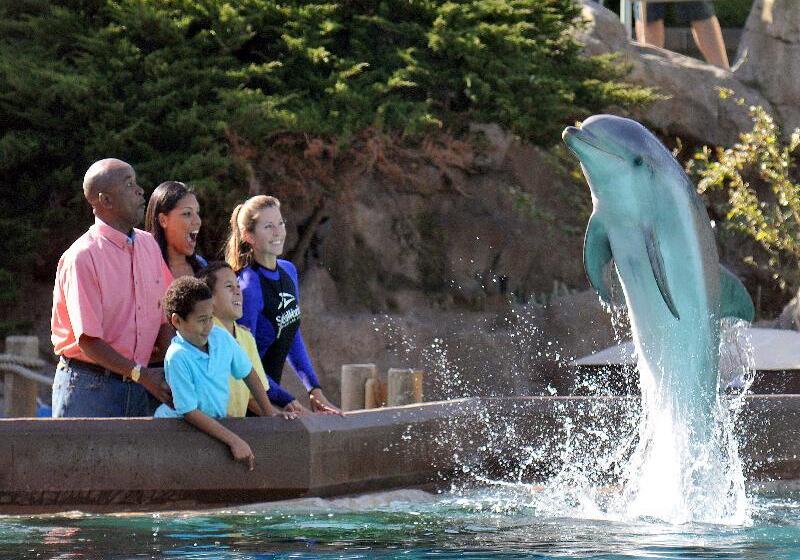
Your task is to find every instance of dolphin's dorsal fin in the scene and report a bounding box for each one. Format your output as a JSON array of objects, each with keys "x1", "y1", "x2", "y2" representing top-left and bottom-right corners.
[
  {"x1": 643, "y1": 227, "x2": 681, "y2": 320},
  {"x1": 584, "y1": 214, "x2": 613, "y2": 305},
  {"x1": 720, "y1": 265, "x2": 755, "y2": 321}
]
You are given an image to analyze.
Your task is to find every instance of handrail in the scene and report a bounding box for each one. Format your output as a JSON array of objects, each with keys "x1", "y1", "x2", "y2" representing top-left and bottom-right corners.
[
  {"x1": 0, "y1": 354, "x2": 52, "y2": 386},
  {"x1": 0, "y1": 364, "x2": 53, "y2": 386},
  {"x1": 0, "y1": 353, "x2": 47, "y2": 369}
]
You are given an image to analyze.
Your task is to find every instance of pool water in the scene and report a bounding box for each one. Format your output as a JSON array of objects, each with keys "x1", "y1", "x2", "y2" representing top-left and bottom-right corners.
[{"x1": 3, "y1": 485, "x2": 800, "y2": 559}]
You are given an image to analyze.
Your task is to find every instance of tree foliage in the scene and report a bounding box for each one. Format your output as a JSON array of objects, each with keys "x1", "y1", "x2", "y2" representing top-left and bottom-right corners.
[
  {"x1": 692, "y1": 95, "x2": 800, "y2": 292},
  {"x1": 0, "y1": 0, "x2": 651, "y2": 306}
]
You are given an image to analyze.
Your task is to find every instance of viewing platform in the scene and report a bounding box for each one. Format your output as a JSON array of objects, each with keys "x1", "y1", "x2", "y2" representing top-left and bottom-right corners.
[{"x1": 2, "y1": 395, "x2": 800, "y2": 514}]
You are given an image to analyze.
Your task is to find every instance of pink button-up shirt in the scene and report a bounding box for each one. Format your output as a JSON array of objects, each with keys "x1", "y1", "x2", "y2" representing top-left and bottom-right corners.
[{"x1": 51, "y1": 218, "x2": 171, "y2": 366}]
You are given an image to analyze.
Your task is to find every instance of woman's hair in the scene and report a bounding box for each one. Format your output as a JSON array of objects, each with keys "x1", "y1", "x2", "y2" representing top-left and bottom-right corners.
[
  {"x1": 145, "y1": 181, "x2": 204, "y2": 274},
  {"x1": 225, "y1": 195, "x2": 281, "y2": 272},
  {"x1": 196, "y1": 261, "x2": 232, "y2": 293}
]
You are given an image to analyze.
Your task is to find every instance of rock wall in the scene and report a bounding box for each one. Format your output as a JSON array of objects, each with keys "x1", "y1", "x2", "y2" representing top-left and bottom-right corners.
[
  {"x1": 578, "y1": 1, "x2": 773, "y2": 147},
  {"x1": 274, "y1": 138, "x2": 618, "y2": 406},
  {"x1": 734, "y1": 0, "x2": 800, "y2": 134}
]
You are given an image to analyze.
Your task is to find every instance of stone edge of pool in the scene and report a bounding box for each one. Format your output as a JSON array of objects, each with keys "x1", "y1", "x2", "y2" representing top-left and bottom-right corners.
[{"x1": 0, "y1": 396, "x2": 798, "y2": 514}]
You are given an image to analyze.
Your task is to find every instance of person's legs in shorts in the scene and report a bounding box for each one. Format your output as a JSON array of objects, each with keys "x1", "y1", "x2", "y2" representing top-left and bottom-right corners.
[
  {"x1": 634, "y1": 2, "x2": 666, "y2": 48},
  {"x1": 680, "y1": 3, "x2": 729, "y2": 69},
  {"x1": 634, "y1": 2, "x2": 728, "y2": 69}
]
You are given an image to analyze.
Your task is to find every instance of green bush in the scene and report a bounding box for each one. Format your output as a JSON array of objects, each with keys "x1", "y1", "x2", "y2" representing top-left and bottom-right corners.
[
  {"x1": 714, "y1": 0, "x2": 754, "y2": 28},
  {"x1": 691, "y1": 95, "x2": 800, "y2": 293},
  {"x1": 0, "y1": 0, "x2": 651, "y2": 304}
]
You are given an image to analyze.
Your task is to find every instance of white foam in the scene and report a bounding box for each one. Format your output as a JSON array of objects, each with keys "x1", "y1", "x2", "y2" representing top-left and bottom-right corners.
[{"x1": 222, "y1": 489, "x2": 438, "y2": 513}]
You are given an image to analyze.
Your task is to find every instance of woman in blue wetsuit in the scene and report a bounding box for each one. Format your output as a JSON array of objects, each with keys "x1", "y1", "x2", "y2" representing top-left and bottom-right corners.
[{"x1": 225, "y1": 195, "x2": 341, "y2": 416}]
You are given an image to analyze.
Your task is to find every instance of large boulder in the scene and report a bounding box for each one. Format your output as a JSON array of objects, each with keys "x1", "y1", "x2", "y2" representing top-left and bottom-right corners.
[
  {"x1": 577, "y1": 0, "x2": 631, "y2": 57},
  {"x1": 626, "y1": 46, "x2": 769, "y2": 147},
  {"x1": 734, "y1": 0, "x2": 800, "y2": 134},
  {"x1": 578, "y1": 0, "x2": 773, "y2": 147}
]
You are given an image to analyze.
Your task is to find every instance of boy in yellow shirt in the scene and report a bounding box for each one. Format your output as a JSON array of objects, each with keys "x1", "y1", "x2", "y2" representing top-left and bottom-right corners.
[{"x1": 198, "y1": 262, "x2": 275, "y2": 417}]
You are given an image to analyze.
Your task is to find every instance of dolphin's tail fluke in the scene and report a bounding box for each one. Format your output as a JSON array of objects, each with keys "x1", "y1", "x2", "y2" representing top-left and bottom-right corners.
[{"x1": 719, "y1": 265, "x2": 755, "y2": 322}]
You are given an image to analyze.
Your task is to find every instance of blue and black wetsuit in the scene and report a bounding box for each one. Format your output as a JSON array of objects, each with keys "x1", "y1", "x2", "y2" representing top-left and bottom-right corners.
[{"x1": 237, "y1": 259, "x2": 321, "y2": 407}]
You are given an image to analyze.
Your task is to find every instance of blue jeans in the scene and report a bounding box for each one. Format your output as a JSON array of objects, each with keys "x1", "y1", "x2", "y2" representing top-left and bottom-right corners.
[{"x1": 52, "y1": 358, "x2": 158, "y2": 417}]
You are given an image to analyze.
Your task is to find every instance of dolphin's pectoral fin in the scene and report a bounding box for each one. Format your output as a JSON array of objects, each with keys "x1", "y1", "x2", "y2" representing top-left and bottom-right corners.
[
  {"x1": 584, "y1": 215, "x2": 613, "y2": 305},
  {"x1": 643, "y1": 227, "x2": 680, "y2": 320},
  {"x1": 719, "y1": 265, "x2": 755, "y2": 321}
]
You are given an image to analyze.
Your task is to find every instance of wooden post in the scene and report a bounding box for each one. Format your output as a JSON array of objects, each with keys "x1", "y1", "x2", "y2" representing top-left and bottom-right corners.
[
  {"x1": 340, "y1": 364, "x2": 377, "y2": 412},
  {"x1": 387, "y1": 368, "x2": 424, "y2": 407},
  {"x1": 5, "y1": 336, "x2": 39, "y2": 418},
  {"x1": 364, "y1": 378, "x2": 387, "y2": 409}
]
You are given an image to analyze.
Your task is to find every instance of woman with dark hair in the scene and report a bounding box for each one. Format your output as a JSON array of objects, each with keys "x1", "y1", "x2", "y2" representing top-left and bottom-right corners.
[{"x1": 145, "y1": 181, "x2": 206, "y2": 278}]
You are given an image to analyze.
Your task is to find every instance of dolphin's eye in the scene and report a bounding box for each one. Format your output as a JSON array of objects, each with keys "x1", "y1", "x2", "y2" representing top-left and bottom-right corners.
[{"x1": 633, "y1": 156, "x2": 644, "y2": 166}]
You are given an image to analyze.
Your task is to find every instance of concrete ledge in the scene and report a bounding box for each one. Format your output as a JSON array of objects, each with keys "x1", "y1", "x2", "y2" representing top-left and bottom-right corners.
[
  {"x1": 2, "y1": 396, "x2": 800, "y2": 513},
  {"x1": 737, "y1": 395, "x2": 800, "y2": 480},
  {"x1": 0, "y1": 400, "x2": 473, "y2": 513}
]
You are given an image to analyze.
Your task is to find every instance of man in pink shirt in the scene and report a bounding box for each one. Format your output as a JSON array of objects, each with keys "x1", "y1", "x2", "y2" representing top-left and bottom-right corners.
[{"x1": 51, "y1": 158, "x2": 173, "y2": 417}]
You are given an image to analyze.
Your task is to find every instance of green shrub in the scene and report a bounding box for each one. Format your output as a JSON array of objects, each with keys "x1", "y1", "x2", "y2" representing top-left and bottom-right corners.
[
  {"x1": 0, "y1": 0, "x2": 651, "y2": 305},
  {"x1": 691, "y1": 95, "x2": 800, "y2": 293},
  {"x1": 714, "y1": 0, "x2": 754, "y2": 28}
]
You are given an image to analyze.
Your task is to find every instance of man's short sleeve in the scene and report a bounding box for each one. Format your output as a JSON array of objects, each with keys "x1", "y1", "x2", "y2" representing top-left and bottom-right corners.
[
  {"x1": 63, "y1": 252, "x2": 104, "y2": 341},
  {"x1": 165, "y1": 352, "x2": 199, "y2": 415}
]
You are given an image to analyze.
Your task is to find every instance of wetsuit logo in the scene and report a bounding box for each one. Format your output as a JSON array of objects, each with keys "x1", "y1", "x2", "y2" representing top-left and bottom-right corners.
[
  {"x1": 275, "y1": 307, "x2": 300, "y2": 338},
  {"x1": 278, "y1": 292, "x2": 296, "y2": 310},
  {"x1": 275, "y1": 292, "x2": 300, "y2": 338}
]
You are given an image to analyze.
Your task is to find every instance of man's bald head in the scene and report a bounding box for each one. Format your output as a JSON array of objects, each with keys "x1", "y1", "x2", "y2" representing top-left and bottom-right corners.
[
  {"x1": 82, "y1": 158, "x2": 145, "y2": 232},
  {"x1": 83, "y1": 158, "x2": 134, "y2": 206}
]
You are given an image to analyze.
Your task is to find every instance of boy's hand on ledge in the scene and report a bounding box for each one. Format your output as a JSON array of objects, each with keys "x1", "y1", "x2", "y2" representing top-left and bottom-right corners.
[
  {"x1": 139, "y1": 367, "x2": 172, "y2": 406},
  {"x1": 309, "y1": 389, "x2": 343, "y2": 416},
  {"x1": 284, "y1": 400, "x2": 311, "y2": 416},
  {"x1": 229, "y1": 436, "x2": 255, "y2": 471},
  {"x1": 271, "y1": 410, "x2": 297, "y2": 420}
]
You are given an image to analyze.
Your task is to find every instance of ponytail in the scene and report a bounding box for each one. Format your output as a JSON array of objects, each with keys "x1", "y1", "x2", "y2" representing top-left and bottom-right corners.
[
  {"x1": 224, "y1": 195, "x2": 281, "y2": 272},
  {"x1": 225, "y1": 203, "x2": 248, "y2": 271}
]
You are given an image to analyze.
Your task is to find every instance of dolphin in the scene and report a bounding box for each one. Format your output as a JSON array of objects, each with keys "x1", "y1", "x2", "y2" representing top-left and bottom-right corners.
[{"x1": 562, "y1": 115, "x2": 754, "y2": 514}]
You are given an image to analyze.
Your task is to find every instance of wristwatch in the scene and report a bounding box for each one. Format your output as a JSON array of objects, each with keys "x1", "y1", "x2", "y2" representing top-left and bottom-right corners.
[{"x1": 129, "y1": 364, "x2": 142, "y2": 383}]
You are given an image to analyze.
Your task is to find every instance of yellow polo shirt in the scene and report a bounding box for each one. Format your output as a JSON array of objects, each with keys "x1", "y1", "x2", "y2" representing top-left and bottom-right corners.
[{"x1": 213, "y1": 318, "x2": 270, "y2": 417}]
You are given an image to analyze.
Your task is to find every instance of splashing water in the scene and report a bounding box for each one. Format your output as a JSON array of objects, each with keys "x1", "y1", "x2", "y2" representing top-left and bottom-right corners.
[
  {"x1": 524, "y1": 319, "x2": 756, "y2": 526},
  {"x1": 374, "y1": 307, "x2": 756, "y2": 526},
  {"x1": 615, "y1": 318, "x2": 754, "y2": 525}
]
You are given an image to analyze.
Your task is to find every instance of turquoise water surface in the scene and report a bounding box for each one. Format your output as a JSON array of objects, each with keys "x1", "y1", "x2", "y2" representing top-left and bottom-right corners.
[{"x1": 3, "y1": 485, "x2": 800, "y2": 559}]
